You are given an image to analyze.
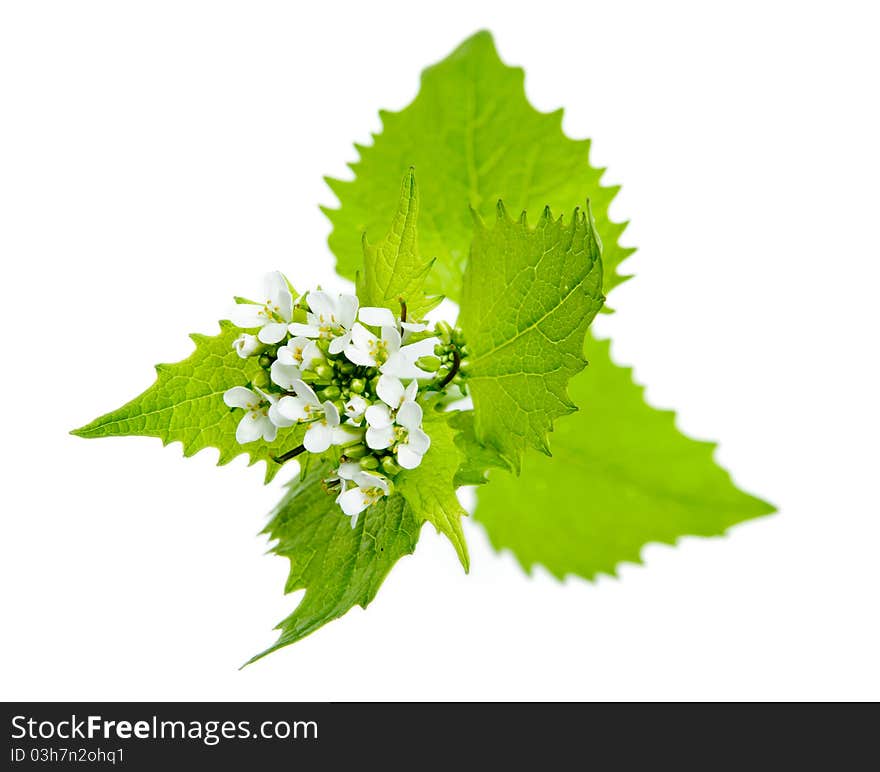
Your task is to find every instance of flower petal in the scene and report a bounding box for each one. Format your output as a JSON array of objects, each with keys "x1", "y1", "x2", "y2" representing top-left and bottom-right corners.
[
  {"x1": 366, "y1": 425, "x2": 395, "y2": 450},
  {"x1": 258, "y1": 323, "x2": 289, "y2": 344},
  {"x1": 404, "y1": 379, "x2": 419, "y2": 402},
  {"x1": 344, "y1": 395, "x2": 368, "y2": 418},
  {"x1": 235, "y1": 413, "x2": 262, "y2": 443},
  {"x1": 276, "y1": 396, "x2": 308, "y2": 422},
  {"x1": 258, "y1": 416, "x2": 278, "y2": 443},
  {"x1": 253, "y1": 386, "x2": 276, "y2": 405},
  {"x1": 288, "y1": 322, "x2": 321, "y2": 338},
  {"x1": 331, "y1": 424, "x2": 361, "y2": 445},
  {"x1": 337, "y1": 461, "x2": 361, "y2": 481},
  {"x1": 402, "y1": 336, "x2": 440, "y2": 358},
  {"x1": 396, "y1": 400, "x2": 423, "y2": 431},
  {"x1": 229, "y1": 304, "x2": 264, "y2": 329},
  {"x1": 306, "y1": 290, "x2": 335, "y2": 320},
  {"x1": 396, "y1": 444, "x2": 424, "y2": 470},
  {"x1": 265, "y1": 271, "x2": 294, "y2": 321},
  {"x1": 292, "y1": 379, "x2": 319, "y2": 405},
  {"x1": 359, "y1": 306, "x2": 396, "y2": 327},
  {"x1": 381, "y1": 325, "x2": 401, "y2": 353},
  {"x1": 300, "y1": 341, "x2": 323, "y2": 370},
  {"x1": 233, "y1": 333, "x2": 260, "y2": 358},
  {"x1": 351, "y1": 322, "x2": 376, "y2": 350},
  {"x1": 376, "y1": 374, "x2": 405, "y2": 409},
  {"x1": 323, "y1": 400, "x2": 341, "y2": 428},
  {"x1": 336, "y1": 487, "x2": 370, "y2": 517},
  {"x1": 365, "y1": 404, "x2": 393, "y2": 429},
  {"x1": 406, "y1": 427, "x2": 431, "y2": 454},
  {"x1": 400, "y1": 321, "x2": 428, "y2": 333},
  {"x1": 344, "y1": 343, "x2": 375, "y2": 367},
  {"x1": 337, "y1": 294, "x2": 360, "y2": 328},
  {"x1": 327, "y1": 331, "x2": 351, "y2": 355},
  {"x1": 267, "y1": 402, "x2": 296, "y2": 428},
  {"x1": 270, "y1": 361, "x2": 301, "y2": 391},
  {"x1": 224, "y1": 386, "x2": 256, "y2": 409},
  {"x1": 304, "y1": 423, "x2": 332, "y2": 453},
  {"x1": 355, "y1": 470, "x2": 389, "y2": 495}
]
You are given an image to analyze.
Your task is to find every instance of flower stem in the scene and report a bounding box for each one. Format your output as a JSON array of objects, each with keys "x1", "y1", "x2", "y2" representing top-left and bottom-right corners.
[
  {"x1": 437, "y1": 348, "x2": 461, "y2": 389},
  {"x1": 274, "y1": 444, "x2": 306, "y2": 464},
  {"x1": 398, "y1": 297, "x2": 407, "y2": 323}
]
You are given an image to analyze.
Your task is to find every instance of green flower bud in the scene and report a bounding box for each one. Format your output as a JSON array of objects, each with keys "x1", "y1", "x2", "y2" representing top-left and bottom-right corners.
[
  {"x1": 435, "y1": 320, "x2": 453, "y2": 343},
  {"x1": 300, "y1": 369, "x2": 317, "y2": 381},
  {"x1": 315, "y1": 338, "x2": 331, "y2": 354},
  {"x1": 333, "y1": 399, "x2": 346, "y2": 414},
  {"x1": 321, "y1": 385, "x2": 341, "y2": 400},
  {"x1": 436, "y1": 366, "x2": 450, "y2": 381},
  {"x1": 381, "y1": 457, "x2": 402, "y2": 476},
  {"x1": 434, "y1": 343, "x2": 446, "y2": 357},
  {"x1": 415, "y1": 355, "x2": 442, "y2": 372},
  {"x1": 251, "y1": 370, "x2": 270, "y2": 389},
  {"x1": 257, "y1": 353, "x2": 273, "y2": 369},
  {"x1": 344, "y1": 444, "x2": 369, "y2": 460},
  {"x1": 452, "y1": 327, "x2": 465, "y2": 346},
  {"x1": 458, "y1": 358, "x2": 471, "y2": 373},
  {"x1": 349, "y1": 378, "x2": 365, "y2": 394},
  {"x1": 314, "y1": 363, "x2": 334, "y2": 381},
  {"x1": 359, "y1": 455, "x2": 379, "y2": 470},
  {"x1": 339, "y1": 361, "x2": 355, "y2": 375}
]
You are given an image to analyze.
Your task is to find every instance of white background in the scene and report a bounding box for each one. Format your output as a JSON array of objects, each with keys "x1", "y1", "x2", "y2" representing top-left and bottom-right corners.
[{"x1": 1, "y1": 1, "x2": 878, "y2": 701}]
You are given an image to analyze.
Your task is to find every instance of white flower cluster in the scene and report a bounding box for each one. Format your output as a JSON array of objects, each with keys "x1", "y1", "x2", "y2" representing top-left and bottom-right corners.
[{"x1": 223, "y1": 272, "x2": 443, "y2": 526}]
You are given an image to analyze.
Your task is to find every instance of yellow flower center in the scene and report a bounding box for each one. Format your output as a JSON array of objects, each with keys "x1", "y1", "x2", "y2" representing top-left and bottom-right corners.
[
  {"x1": 368, "y1": 339, "x2": 389, "y2": 364},
  {"x1": 258, "y1": 299, "x2": 284, "y2": 323}
]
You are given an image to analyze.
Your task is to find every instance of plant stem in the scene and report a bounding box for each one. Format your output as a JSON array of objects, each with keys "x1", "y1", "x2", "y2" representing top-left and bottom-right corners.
[
  {"x1": 274, "y1": 444, "x2": 306, "y2": 464},
  {"x1": 438, "y1": 348, "x2": 461, "y2": 389}
]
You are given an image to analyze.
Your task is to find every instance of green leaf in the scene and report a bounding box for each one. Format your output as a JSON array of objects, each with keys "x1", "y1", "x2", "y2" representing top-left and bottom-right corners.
[
  {"x1": 459, "y1": 203, "x2": 604, "y2": 470},
  {"x1": 324, "y1": 29, "x2": 634, "y2": 299},
  {"x1": 324, "y1": 29, "x2": 775, "y2": 579},
  {"x1": 396, "y1": 409, "x2": 471, "y2": 571},
  {"x1": 357, "y1": 168, "x2": 442, "y2": 320},
  {"x1": 474, "y1": 334, "x2": 776, "y2": 579},
  {"x1": 72, "y1": 321, "x2": 302, "y2": 483},
  {"x1": 449, "y1": 410, "x2": 510, "y2": 487},
  {"x1": 248, "y1": 466, "x2": 421, "y2": 663}
]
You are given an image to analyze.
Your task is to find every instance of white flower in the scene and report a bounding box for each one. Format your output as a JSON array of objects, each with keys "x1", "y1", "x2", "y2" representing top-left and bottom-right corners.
[
  {"x1": 400, "y1": 320, "x2": 429, "y2": 342},
  {"x1": 358, "y1": 305, "x2": 428, "y2": 343},
  {"x1": 230, "y1": 271, "x2": 294, "y2": 344},
  {"x1": 275, "y1": 380, "x2": 350, "y2": 453},
  {"x1": 269, "y1": 361, "x2": 302, "y2": 393},
  {"x1": 271, "y1": 336, "x2": 324, "y2": 393},
  {"x1": 336, "y1": 461, "x2": 362, "y2": 482},
  {"x1": 364, "y1": 375, "x2": 431, "y2": 469},
  {"x1": 335, "y1": 469, "x2": 390, "y2": 526},
  {"x1": 343, "y1": 394, "x2": 369, "y2": 424},
  {"x1": 358, "y1": 306, "x2": 396, "y2": 327},
  {"x1": 232, "y1": 333, "x2": 262, "y2": 359},
  {"x1": 343, "y1": 322, "x2": 425, "y2": 378},
  {"x1": 223, "y1": 386, "x2": 278, "y2": 444},
  {"x1": 288, "y1": 290, "x2": 358, "y2": 354}
]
